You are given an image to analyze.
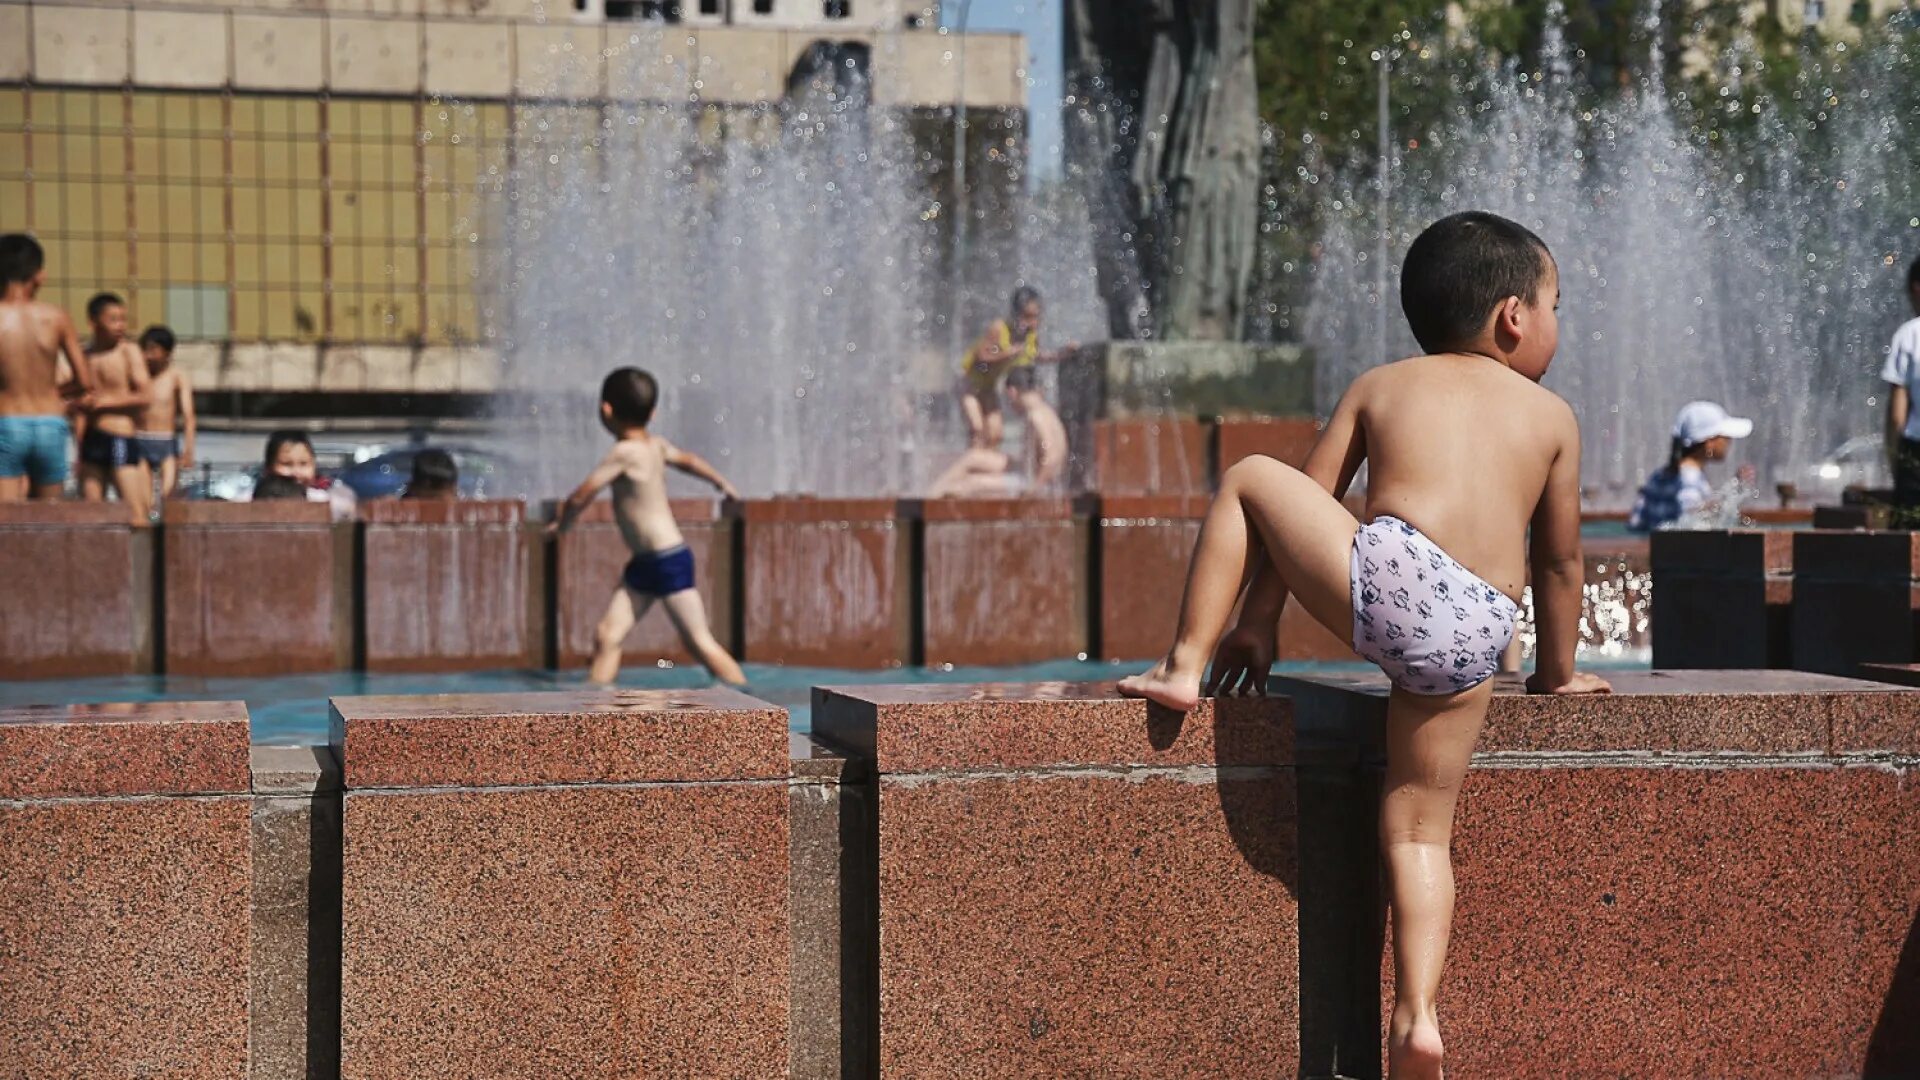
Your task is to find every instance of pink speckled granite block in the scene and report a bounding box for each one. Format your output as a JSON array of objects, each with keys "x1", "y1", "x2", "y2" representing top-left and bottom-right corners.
[
  {"x1": 813, "y1": 684, "x2": 1298, "y2": 1076},
  {"x1": 813, "y1": 681, "x2": 1293, "y2": 771},
  {"x1": 1433, "y1": 765, "x2": 1916, "y2": 1077},
  {"x1": 359, "y1": 499, "x2": 537, "y2": 673},
  {"x1": 0, "y1": 715, "x2": 253, "y2": 1079},
  {"x1": 738, "y1": 498, "x2": 910, "y2": 668},
  {"x1": 0, "y1": 700, "x2": 250, "y2": 799},
  {"x1": 337, "y1": 690, "x2": 791, "y2": 1079},
  {"x1": 914, "y1": 499, "x2": 1091, "y2": 667},
  {"x1": 331, "y1": 688, "x2": 788, "y2": 788},
  {"x1": 162, "y1": 500, "x2": 348, "y2": 676},
  {"x1": 1281, "y1": 669, "x2": 1914, "y2": 755},
  {"x1": 0, "y1": 504, "x2": 153, "y2": 679}
]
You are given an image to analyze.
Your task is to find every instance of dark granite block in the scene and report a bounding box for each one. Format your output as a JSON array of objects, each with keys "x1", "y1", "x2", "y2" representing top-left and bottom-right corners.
[
  {"x1": 359, "y1": 499, "x2": 537, "y2": 673},
  {"x1": 738, "y1": 498, "x2": 909, "y2": 668},
  {"x1": 1792, "y1": 531, "x2": 1920, "y2": 676}
]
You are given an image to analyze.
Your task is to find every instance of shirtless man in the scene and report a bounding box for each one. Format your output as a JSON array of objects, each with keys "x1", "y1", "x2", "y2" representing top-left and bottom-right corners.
[
  {"x1": 1121, "y1": 212, "x2": 1612, "y2": 1079},
  {"x1": 547, "y1": 366, "x2": 745, "y2": 687},
  {"x1": 77, "y1": 293, "x2": 153, "y2": 521},
  {"x1": 0, "y1": 234, "x2": 94, "y2": 501},
  {"x1": 132, "y1": 325, "x2": 196, "y2": 500}
]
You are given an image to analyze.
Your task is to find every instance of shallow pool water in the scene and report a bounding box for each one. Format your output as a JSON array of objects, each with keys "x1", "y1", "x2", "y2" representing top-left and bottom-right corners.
[{"x1": 4, "y1": 653, "x2": 1654, "y2": 745}]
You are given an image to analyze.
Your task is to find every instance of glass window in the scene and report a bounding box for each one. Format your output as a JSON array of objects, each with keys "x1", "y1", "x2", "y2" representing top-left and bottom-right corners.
[{"x1": 0, "y1": 90, "x2": 26, "y2": 129}]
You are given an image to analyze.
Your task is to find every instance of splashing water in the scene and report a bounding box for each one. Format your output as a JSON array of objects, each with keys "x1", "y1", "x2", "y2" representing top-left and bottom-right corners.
[
  {"x1": 1307, "y1": 10, "x2": 1920, "y2": 506},
  {"x1": 486, "y1": 26, "x2": 1105, "y2": 500}
]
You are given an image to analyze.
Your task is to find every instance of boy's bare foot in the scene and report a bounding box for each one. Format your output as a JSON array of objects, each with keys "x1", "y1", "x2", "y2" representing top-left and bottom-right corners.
[
  {"x1": 1388, "y1": 1003, "x2": 1445, "y2": 1080},
  {"x1": 1117, "y1": 658, "x2": 1202, "y2": 713}
]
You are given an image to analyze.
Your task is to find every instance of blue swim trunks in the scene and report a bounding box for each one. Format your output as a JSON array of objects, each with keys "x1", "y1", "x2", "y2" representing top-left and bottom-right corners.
[
  {"x1": 623, "y1": 544, "x2": 696, "y2": 597},
  {"x1": 0, "y1": 415, "x2": 71, "y2": 486},
  {"x1": 133, "y1": 433, "x2": 178, "y2": 467}
]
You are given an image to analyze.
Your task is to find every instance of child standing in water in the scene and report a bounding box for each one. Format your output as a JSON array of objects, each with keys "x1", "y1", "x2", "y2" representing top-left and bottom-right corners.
[
  {"x1": 1121, "y1": 211, "x2": 1610, "y2": 1080},
  {"x1": 549, "y1": 367, "x2": 746, "y2": 687},
  {"x1": 132, "y1": 325, "x2": 196, "y2": 501},
  {"x1": 0, "y1": 234, "x2": 93, "y2": 501},
  {"x1": 954, "y1": 286, "x2": 1074, "y2": 488}
]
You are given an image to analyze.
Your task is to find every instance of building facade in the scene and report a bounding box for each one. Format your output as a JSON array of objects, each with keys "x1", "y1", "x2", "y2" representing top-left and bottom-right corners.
[{"x1": 0, "y1": 1, "x2": 1023, "y2": 402}]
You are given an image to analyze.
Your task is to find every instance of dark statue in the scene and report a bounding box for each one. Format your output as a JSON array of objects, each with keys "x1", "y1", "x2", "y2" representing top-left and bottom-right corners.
[{"x1": 1064, "y1": 0, "x2": 1260, "y2": 342}]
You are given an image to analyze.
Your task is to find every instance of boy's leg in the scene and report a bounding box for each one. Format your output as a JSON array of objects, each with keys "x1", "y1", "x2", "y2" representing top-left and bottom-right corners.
[
  {"x1": 1120, "y1": 455, "x2": 1359, "y2": 709},
  {"x1": 589, "y1": 586, "x2": 652, "y2": 684},
  {"x1": 1380, "y1": 681, "x2": 1492, "y2": 1080},
  {"x1": 660, "y1": 588, "x2": 746, "y2": 686},
  {"x1": 113, "y1": 462, "x2": 151, "y2": 522},
  {"x1": 158, "y1": 454, "x2": 179, "y2": 498},
  {"x1": 958, "y1": 385, "x2": 996, "y2": 450},
  {"x1": 1014, "y1": 391, "x2": 1067, "y2": 486},
  {"x1": 79, "y1": 463, "x2": 107, "y2": 501}
]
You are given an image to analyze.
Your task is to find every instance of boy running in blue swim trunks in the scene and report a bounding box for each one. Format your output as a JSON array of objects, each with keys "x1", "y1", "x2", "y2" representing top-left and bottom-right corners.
[
  {"x1": 1122, "y1": 212, "x2": 1611, "y2": 1080},
  {"x1": 548, "y1": 367, "x2": 746, "y2": 687},
  {"x1": 0, "y1": 234, "x2": 94, "y2": 501}
]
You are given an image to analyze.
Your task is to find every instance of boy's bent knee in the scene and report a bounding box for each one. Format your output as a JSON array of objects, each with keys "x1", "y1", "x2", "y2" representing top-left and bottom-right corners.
[{"x1": 1223, "y1": 454, "x2": 1295, "y2": 491}]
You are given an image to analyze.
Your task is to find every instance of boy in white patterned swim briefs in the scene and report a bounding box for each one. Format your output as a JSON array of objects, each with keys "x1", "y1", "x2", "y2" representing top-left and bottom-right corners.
[{"x1": 1123, "y1": 211, "x2": 1612, "y2": 1080}]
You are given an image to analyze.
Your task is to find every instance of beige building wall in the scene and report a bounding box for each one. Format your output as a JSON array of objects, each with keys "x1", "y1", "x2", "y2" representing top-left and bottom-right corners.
[{"x1": 0, "y1": 0, "x2": 1021, "y2": 394}]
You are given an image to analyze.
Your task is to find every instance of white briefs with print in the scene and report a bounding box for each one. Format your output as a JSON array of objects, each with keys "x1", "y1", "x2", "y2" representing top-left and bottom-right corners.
[{"x1": 1348, "y1": 516, "x2": 1520, "y2": 696}]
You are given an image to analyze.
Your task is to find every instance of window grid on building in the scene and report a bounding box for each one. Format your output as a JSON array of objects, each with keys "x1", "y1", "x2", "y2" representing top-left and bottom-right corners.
[{"x1": 0, "y1": 86, "x2": 507, "y2": 348}]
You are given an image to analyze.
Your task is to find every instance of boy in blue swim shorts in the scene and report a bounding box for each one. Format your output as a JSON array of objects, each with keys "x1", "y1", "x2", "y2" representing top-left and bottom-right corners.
[
  {"x1": 0, "y1": 234, "x2": 94, "y2": 501},
  {"x1": 1123, "y1": 212, "x2": 1612, "y2": 1080},
  {"x1": 548, "y1": 367, "x2": 746, "y2": 687}
]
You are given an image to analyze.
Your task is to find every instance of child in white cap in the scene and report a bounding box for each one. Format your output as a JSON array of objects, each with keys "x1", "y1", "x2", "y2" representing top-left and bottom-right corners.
[{"x1": 1627, "y1": 401, "x2": 1754, "y2": 531}]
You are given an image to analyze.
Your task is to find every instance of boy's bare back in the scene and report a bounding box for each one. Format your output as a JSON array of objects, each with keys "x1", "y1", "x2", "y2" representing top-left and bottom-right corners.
[
  {"x1": 602, "y1": 435, "x2": 689, "y2": 555},
  {"x1": 1325, "y1": 353, "x2": 1579, "y2": 604},
  {"x1": 0, "y1": 300, "x2": 84, "y2": 416}
]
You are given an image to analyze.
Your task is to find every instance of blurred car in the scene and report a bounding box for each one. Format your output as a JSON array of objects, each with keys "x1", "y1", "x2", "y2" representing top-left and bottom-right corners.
[
  {"x1": 1781, "y1": 435, "x2": 1887, "y2": 505},
  {"x1": 334, "y1": 445, "x2": 518, "y2": 500}
]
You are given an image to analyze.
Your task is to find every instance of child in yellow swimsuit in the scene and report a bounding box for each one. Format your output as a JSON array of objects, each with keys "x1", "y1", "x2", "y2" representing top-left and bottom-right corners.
[{"x1": 956, "y1": 286, "x2": 1046, "y2": 451}]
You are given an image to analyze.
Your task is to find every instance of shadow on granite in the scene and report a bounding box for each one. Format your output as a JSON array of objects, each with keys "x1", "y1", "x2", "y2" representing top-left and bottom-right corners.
[{"x1": 1865, "y1": 908, "x2": 1920, "y2": 1075}]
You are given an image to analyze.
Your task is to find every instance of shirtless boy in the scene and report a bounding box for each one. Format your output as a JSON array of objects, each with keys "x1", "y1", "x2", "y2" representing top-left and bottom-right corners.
[
  {"x1": 1121, "y1": 211, "x2": 1611, "y2": 1080},
  {"x1": 548, "y1": 367, "x2": 746, "y2": 687},
  {"x1": 132, "y1": 325, "x2": 195, "y2": 500},
  {"x1": 77, "y1": 293, "x2": 153, "y2": 520},
  {"x1": 0, "y1": 234, "x2": 93, "y2": 500}
]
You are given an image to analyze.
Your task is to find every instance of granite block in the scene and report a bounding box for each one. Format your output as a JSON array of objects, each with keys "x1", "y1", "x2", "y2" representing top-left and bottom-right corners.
[
  {"x1": 331, "y1": 687, "x2": 788, "y2": 788},
  {"x1": 0, "y1": 795, "x2": 251, "y2": 1078},
  {"x1": 552, "y1": 498, "x2": 731, "y2": 669},
  {"x1": 0, "y1": 505, "x2": 153, "y2": 678},
  {"x1": 162, "y1": 501, "x2": 347, "y2": 676},
  {"x1": 739, "y1": 498, "x2": 909, "y2": 667},
  {"x1": 249, "y1": 746, "x2": 343, "y2": 1080},
  {"x1": 814, "y1": 684, "x2": 1299, "y2": 1075},
  {"x1": 1278, "y1": 669, "x2": 1911, "y2": 756},
  {"x1": 359, "y1": 499, "x2": 536, "y2": 672},
  {"x1": 1792, "y1": 530, "x2": 1920, "y2": 676},
  {"x1": 1096, "y1": 495, "x2": 1206, "y2": 661},
  {"x1": 918, "y1": 499, "x2": 1090, "y2": 666},
  {"x1": 1652, "y1": 529, "x2": 1794, "y2": 669},
  {"x1": 1215, "y1": 416, "x2": 1323, "y2": 473},
  {"x1": 339, "y1": 784, "x2": 789, "y2": 1079},
  {"x1": 0, "y1": 700, "x2": 250, "y2": 800},
  {"x1": 1090, "y1": 416, "x2": 1212, "y2": 495},
  {"x1": 1431, "y1": 765, "x2": 1916, "y2": 1077},
  {"x1": 813, "y1": 681, "x2": 1293, "y2": 772}
]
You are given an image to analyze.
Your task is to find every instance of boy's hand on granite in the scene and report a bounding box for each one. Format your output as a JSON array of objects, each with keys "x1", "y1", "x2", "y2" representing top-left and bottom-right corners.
[
  {"x1": 1205, "y1": 626, "x2": 1275, "y2": 697},
  {"x1": 1525, "y1": 671, "x2": 1612, "y2": 695}
]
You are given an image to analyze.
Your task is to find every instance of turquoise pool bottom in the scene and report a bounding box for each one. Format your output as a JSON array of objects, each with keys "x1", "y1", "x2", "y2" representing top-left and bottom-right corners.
[{"x1": 2, "y1": 655, "x2": 1654, "y2": 745}]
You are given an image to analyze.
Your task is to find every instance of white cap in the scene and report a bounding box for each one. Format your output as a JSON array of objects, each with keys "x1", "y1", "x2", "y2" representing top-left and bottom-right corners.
[{"x1": 1673, "y1": 401, "x2": 1753, "y2": 445}]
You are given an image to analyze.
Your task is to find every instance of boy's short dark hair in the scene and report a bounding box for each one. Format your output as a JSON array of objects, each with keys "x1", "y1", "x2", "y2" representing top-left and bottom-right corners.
[
  {"x1": 407, "y1": 449, "x2": 458, "y2": 494},
  {"x1": 1400, "y1": 211, "x2": 1554, "y2": 354},
  {"x1": 1908, "y1": 255, "x2": 1920, "y2": 289},
  {"x1": 139, "y1": 325, "x2": 177, "y2": 354},
  {"x1": 252, "y1": 474, "x2": 308, "y2": 501},
  {"x1": 87, "y1": 292, "x2": 124, "y2": 322},
  {"x1": 1011, "y1": 285, "x2": 1042, "y2": 312},
  {"x1": 0, "y1": 233, "x2": 44, "y2": 286},
  {"x1": 601, "y1": 367, "x2": 659, "y2": 427}
]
